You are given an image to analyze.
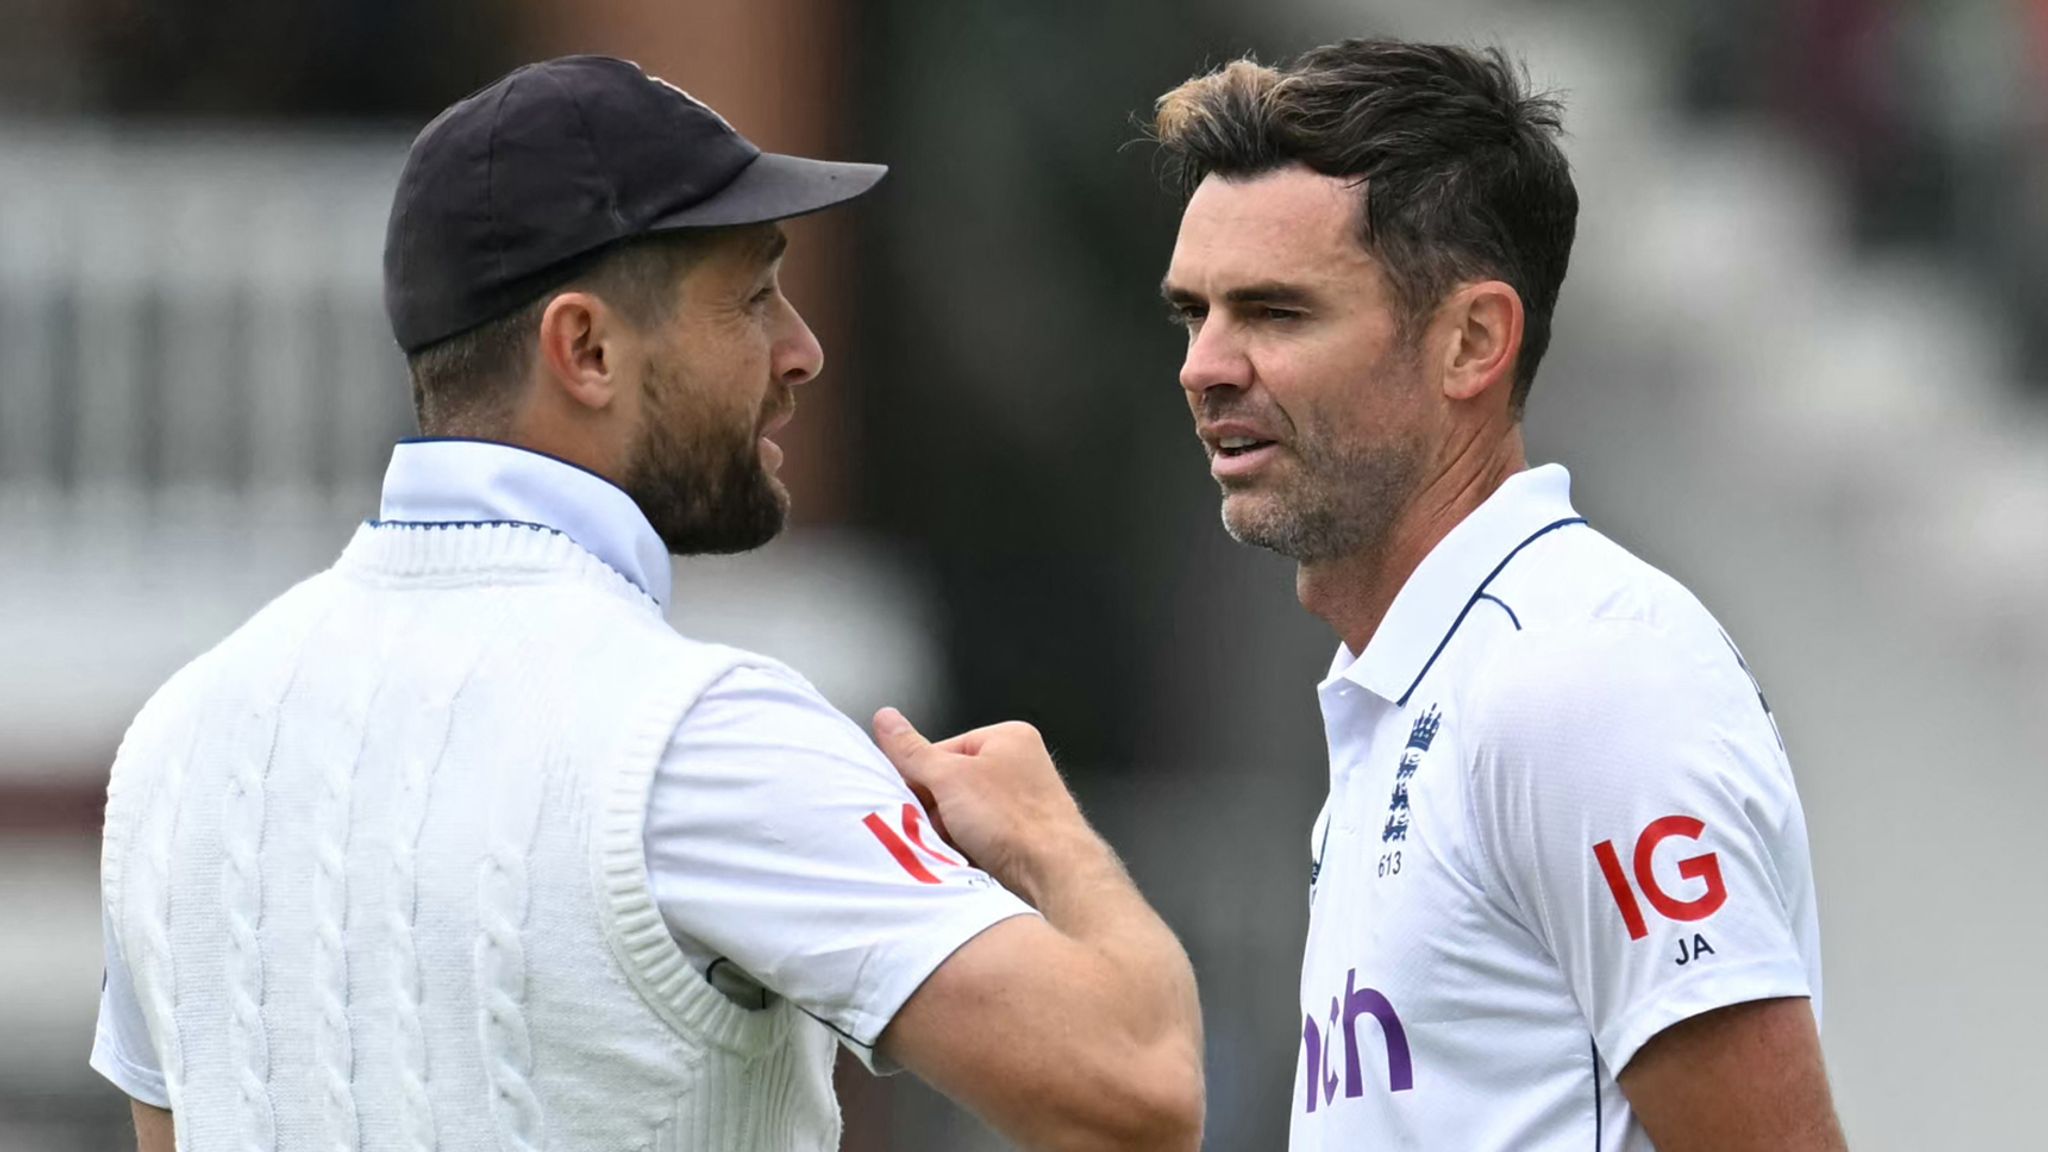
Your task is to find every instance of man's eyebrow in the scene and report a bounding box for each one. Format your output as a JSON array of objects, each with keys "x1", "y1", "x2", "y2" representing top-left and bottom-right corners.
[
  {"x1": 1159, "y1": 279, "x2": 1319, "y2": 307},
  {"x1": 757, "y1": 227, "x2": 789, "y2": 264},
  {"x1": 1221, "y1": 281, "x2": 1318, "y2": 307}
]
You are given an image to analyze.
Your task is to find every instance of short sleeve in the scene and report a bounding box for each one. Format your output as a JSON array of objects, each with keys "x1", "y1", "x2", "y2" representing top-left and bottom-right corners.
[
  {"x1": 1463, "y1": 621, "x2": 1816, "y2": 1073},
  {"x1": 645, "y1": 664, "x2": 1038, "y2": 1071},
  {"x1": 90, "y1": 904, "x2": 170, "y2": 1107}
]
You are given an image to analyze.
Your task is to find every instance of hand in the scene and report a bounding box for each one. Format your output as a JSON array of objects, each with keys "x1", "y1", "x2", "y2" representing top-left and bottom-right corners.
[{"x1": 871, "y1": 708, "x2": 1091, "y2": 903}]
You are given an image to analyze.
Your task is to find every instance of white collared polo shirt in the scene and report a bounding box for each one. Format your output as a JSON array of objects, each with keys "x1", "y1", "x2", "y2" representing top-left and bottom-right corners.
[{"x1": 1293, "y1": 464, "x2": 1821, "y2": 1151}]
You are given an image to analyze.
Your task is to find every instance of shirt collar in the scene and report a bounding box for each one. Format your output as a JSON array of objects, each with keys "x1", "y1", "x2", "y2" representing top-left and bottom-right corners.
[
  {"x1": 375, "y1": 438, "x2": 673, "y2": 613},
  {"x1": 1330, "y1": 463, "x2": 1583, "y2": 705}
]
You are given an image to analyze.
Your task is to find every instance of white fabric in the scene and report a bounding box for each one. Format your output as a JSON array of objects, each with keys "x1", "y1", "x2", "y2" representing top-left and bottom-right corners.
[
  {"x1": 376, "y1": 437, "x2": 676, "y2": 614},
  {"x1": 1291, "y1": 464, "x2": 1821, "y2": 1152},
  {"x1": 99, "y1": 520, "x2": 835, "y2": 1150},
  {"x1": 93, "y1": 440, "x2": 1035, "y2": 1131},
  {"x1": 648, "y1": 662, "x2": 1035, "y2": 1053},
  {"x1": 92, "y1": 909, "x2": 166, "y2": 1105}
]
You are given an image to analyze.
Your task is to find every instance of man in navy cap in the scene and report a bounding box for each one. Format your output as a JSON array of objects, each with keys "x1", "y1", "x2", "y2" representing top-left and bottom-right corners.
[{"x1": 92, "y1": 56, "x2": 1203, "y2": 1152}]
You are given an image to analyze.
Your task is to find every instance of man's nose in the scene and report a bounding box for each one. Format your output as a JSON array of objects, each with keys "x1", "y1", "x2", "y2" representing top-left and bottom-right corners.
[
  {"x1": 1179, "y1": 318, "x2": 1251, "y2": 397},
  {"x1": 775, "y1": 299, "x2": 824, "y2": 387}
]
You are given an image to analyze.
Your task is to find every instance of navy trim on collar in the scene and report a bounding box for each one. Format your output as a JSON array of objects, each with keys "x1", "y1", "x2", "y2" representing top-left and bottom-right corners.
[
  {"x1": 1396, "y1": 517, "x2": 1587, "y2": 706},
  {"x1": 376, "y1": 438, "x2": 674, "y2": 613}
]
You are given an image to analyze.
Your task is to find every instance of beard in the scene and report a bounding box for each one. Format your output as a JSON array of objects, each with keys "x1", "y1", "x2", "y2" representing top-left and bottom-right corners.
[
  {"x1": 623, "y1": 359, "x2": 790, "y2": 557},
  {"x1": 1219, "y1": 416, "x2": 1425, "y2": 563},
  {"x1": 1212, "y1": 352, "x2": 1428, "y2": 565}
]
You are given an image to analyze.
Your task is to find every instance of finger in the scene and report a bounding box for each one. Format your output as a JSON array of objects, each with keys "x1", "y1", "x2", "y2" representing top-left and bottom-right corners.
[
  {"x1": 905, "y1": 781, "x2": 941, "y2": 822},
  {"x1": 906, "y1": 787, "x2": 953, "y2": 846},
  {"x1": 929, "y1": 730, "x2": 984, "y2": 755},
  {"x1": 930, "y1": 719, "x2": 1032, "y2": 756},
  {"x1": 872, "y1": 707, "x2": 935, "y2": 771}
]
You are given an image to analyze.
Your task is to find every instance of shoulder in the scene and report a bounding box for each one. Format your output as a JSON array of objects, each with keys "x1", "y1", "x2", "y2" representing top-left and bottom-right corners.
[
  {"x1": 694, "y1": 657, "x2": 834, "y2": 707},
  {"x1": 104, "y1": 569, "x2": 347, "y2": 885},
  {"x1": 643, "y1": 623, "x2": 836, "y2": 716},
  {"x1": 1475, "y1": 523, "x2": 1750, "y2": 713},
  {"x1": 118, "y1": 569, "x2": 343, "y2": 752},
  {"x1": 561, "y1": 589, "x2": 814, "y2": 709},
  {"x1": 1485, "y1": 520, "x2": 1722, "y2": 643},
  {"x1": 677, "y1": 659, "x2": 876, "y2": 760},
  {"x1": 1454, "y1": 595, "x2": 1800, "y2": 882},
  {"x1": 1462, "y1": 535, "x2": 1777, "y2": 790},
  {"x1": 1465, "y1": 618, "x2": 1715, "y2": 748}
]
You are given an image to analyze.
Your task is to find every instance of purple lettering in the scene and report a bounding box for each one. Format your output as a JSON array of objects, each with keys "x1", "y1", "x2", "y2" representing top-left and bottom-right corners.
[
  {"x1": 1343, "y1": 970, "x2": 1414, "y2": 1095},
  {"x1": 1324, "y1": 1000, "x2": 1341, "y2": 1104},
  {"x1": 1301, "y1": 1015, "x2": 1321, "y2": 1113},
  {"x1": 1303, "y1": 973, "x2": 1416, "y2": 1112}
]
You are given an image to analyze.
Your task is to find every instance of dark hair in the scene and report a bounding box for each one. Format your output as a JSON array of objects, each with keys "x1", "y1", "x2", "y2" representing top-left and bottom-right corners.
[
  {"x1": 1153, "y1": 39, "x2": 1578, "y2": 415},
  {"x1": 406, "y1": 230, "x2": 710, "y2": 435}
]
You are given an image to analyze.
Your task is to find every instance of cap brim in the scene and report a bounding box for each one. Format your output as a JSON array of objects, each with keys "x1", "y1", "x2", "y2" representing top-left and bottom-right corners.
[{"x1": 649, "y1": 152, "x2": 887, "y2": 230}]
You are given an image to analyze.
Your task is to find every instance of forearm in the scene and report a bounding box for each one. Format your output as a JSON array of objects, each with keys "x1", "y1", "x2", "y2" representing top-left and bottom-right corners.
[
  {"x1": 1012, "y1": 822, "x2": 1202, "y2": 1057},
  {"x1": 870, "y1": 712, "x2": 1205, "y2": 1148},
  {"x1": 131, "y1": 1101, "x2": 174, "y2": 1152},
  {"x1": 936, "y1": 820, "x2": 1203, "y2": 1150}
]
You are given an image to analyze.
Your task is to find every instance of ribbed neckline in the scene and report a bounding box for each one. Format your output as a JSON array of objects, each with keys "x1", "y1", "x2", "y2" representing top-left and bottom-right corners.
[{"x1": 335, "y1": 521, "x2": 663, "y2": 618}]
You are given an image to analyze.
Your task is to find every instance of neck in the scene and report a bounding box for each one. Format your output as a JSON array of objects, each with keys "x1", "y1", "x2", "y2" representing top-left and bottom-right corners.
[
  {"x1": 505, "y1": 403, "x2": 630, "y2": 490},
  {"x1": 1297, "y1": 425, "x2": 1526, "y2": 655}
]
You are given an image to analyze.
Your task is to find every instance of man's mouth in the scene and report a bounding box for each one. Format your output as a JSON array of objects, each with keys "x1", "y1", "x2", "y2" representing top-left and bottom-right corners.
[
  {"x1": 1210, "y1": 437, "x2": 1281, "y2": 481},
  {"x1": 758, "y1": 401, "x2": 795, "y2": 472},
  {"x1": 1215, "y1": 435, "x2": 1275, "y2": 459}
]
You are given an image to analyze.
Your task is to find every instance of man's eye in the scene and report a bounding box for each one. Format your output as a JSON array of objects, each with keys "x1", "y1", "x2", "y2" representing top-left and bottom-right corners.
[
  {"x1": 1261, "y1": 307, "x2": 1303, "y2": 322},
  {"x1": 1168, "y1": 306, "x2": 1205, "y2": 328}
]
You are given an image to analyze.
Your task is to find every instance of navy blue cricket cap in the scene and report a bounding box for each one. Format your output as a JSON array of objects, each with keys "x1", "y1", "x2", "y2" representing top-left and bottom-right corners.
[{"x1": 384, "y1": 55, "x2": 887, "y2": 354}]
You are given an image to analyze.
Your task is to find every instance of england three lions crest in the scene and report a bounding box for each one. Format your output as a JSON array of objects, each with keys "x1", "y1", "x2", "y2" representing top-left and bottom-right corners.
[{"x1": 1381, "y1": 706, "x2": 1440, "y2": 844}]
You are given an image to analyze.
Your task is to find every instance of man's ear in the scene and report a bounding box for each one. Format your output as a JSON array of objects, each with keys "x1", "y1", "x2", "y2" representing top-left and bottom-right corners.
[
  {"x1": 536, "y1": 290, "x2": 626, "y2": 412},
  {"x1": 1436, "y1": 280, "x2": 1524, "y2": 407}
]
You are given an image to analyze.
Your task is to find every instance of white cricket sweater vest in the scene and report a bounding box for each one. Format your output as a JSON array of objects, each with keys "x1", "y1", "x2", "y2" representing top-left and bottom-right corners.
[{"x1": 100, "y1": 522, "x2": 841, "y2": 1152}]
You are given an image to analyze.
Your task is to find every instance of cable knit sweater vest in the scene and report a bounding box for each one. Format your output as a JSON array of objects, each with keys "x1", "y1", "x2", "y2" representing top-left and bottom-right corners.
[{"x1": 100, "y1": 522, "x2": 841, "y2": 1152}]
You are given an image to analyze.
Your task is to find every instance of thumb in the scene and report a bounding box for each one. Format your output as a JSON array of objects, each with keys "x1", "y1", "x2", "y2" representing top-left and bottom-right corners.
[{"x1": 871, "y1": 707, "x2": 934, "y2": 772}]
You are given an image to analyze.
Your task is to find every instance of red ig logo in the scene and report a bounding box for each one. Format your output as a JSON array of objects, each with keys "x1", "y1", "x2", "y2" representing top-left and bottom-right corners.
[
  {"x1": 863, "y1": 803, "x2": 962, "y2": 885},
  {"x1": 1593, "y1": 816, "x2": 1727, "y2": 940}
]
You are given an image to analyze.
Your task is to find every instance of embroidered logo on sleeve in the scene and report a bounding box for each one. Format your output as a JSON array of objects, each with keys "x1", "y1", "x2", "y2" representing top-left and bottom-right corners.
[{"x1": 862, "y1": 802, "x2": 961, "y2": 885}]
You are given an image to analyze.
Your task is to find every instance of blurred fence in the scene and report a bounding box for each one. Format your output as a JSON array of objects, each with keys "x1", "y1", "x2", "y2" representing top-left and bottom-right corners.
[
  {"x1": 0, "y1": 127, "x2": 411, "y2": 503},
  {"x1": 0, "y1": 128, "x2": 414, "y2": 782},
  {"x1": 0, "y1": 129, "x2": 410, "y2": 1149}
]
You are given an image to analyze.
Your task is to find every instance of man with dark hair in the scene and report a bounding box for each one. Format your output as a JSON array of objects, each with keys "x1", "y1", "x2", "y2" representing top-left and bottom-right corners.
[
  {"x1": 1144, "y1": 37, "x2": 1845, "y2": 1150},
  {"x1": 90, "y1": 56, "x2": 1203, "y2": 1152}
]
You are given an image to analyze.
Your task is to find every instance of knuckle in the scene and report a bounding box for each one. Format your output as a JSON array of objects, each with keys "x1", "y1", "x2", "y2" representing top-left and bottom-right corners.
[{"x1": 995, "y1": 720, "x2": 1042, "y2": 743}]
